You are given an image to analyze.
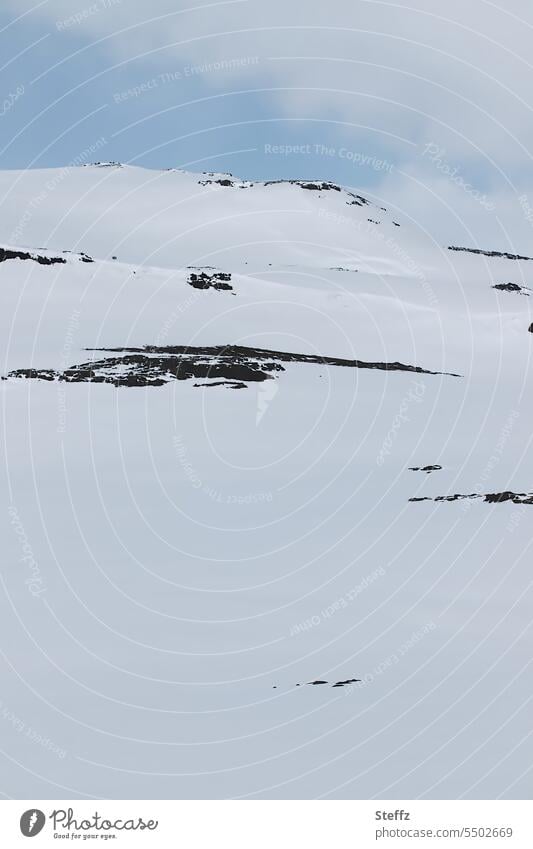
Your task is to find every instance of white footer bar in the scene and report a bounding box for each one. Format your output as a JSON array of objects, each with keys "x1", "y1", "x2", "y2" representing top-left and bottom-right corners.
[{"x1": 1, "y1": 800, "x2": 531, "y2": 847}]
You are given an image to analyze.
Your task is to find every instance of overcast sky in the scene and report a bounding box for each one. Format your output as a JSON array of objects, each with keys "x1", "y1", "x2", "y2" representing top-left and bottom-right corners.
[{"x1": 2, "y1": 0, "x2": 533, "y2": 247}]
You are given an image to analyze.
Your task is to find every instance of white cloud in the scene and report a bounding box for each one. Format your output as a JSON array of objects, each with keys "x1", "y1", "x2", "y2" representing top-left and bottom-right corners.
[{"x1": 7, "y1": 0, "x2": 533, "y2": 224}]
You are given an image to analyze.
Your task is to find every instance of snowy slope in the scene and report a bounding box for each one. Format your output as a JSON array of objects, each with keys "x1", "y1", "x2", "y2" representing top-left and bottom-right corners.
[{"x1": 1, "y1": 165, "x2": 532, "y2": 799}]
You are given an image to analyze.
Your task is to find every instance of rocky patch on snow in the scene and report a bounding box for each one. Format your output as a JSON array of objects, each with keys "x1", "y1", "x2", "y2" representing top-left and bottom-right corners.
[
  {"x1": 492, "y1": 282, "x2": 529, "y2": 295},
  {"x1": 0, "y1": 247, "x2": 66, "y2": 266},
  {"x1": 187, "y1": 270, "x2": 233, "y2": 291},
  {"x1": 330, "y1": 266, "x2": 358, "y2": 272},
  {"x1": 448, "y1": 246, "x2": 533, "y2": 261},
  {"x1": 347, "y1": 194, "x2": 371, "y2": 206},
  {"x1": 4, "y1": 344, "x2": 461, "y2": 389},
  {"x1": 410, "y1": 490, "x2": 533, "y2": 505},
  {"x1": 198, "y1": 173, "x2": 253, "y2": 188},
  {"x1": 297, "y1": 678, "x2": 361, "y2": 688},
  {"x1": 265, "y1": 179, "x2": 342, "y2": 192},
  {"x1": 63, "y1": 250, "x2": 94, "y2": 263},
  {"x1": 0, "y1": 247, "x2": 94, "y2": 265},
  {"x1": 88, "y1": 161, "x2": 123, "y2": 168}
]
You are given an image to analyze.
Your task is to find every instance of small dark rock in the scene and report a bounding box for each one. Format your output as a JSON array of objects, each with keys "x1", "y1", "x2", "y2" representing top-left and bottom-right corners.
[
  {"x1": 198, "y1": 177, "x2": 234, "y2": 187},
  {"x1": 484, "y1": 491, "x2": 521, "y2": 503},
  {"x1": 493, "y1": 282, "x2": 523, "y2": 293},
  {"x1": 347, "y1": 193, "x2": 370, "y2": 206},
  {"x1": 187, "y1": 271, "x2": 233, "y2": 292}
]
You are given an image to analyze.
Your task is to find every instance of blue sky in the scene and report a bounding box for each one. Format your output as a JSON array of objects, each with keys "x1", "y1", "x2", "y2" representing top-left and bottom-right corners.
[
  {"x1": 2, "y1": 0, "x2": 533, "y2": 246},
  {"x1": 0, "y1": 2, "x2": 411, "y2": 184}
]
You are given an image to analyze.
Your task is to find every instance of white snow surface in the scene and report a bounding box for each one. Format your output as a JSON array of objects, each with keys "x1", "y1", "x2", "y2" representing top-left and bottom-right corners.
[{"x1": 1, "y1": 165, "x2": 532, "y2": 799}]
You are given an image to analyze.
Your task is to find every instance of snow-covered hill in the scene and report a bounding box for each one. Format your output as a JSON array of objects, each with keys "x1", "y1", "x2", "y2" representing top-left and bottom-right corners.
[{"x1": 1, "y1": 165, "x2": 532, "y2": 799}]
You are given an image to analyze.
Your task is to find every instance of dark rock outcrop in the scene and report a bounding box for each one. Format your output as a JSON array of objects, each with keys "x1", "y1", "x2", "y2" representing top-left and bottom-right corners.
[
  {"x1": 264, "y1": 179, "x2": 342, "y2": 192},
  {"x1": 4, "y1": 344, "x2": 461, "y2": 389},
  {"x1": 492, "y1": 282, "x2": 528, "y2": 294},
  {"x1": 409, "y1": 490, "x2": 533, "y2": 505},
  {"x1": 187, "y1": 271, "x2": 233, "y2": 291},
  {"x1": 295, "y1": 678, "x2": 361, "y2": 689},
  {"x1": 0, "y1": 247, "x2": 66, "y2": 266},
  {"x1": 448, "y1": 246, "x2": 533, "y2": 261}
]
